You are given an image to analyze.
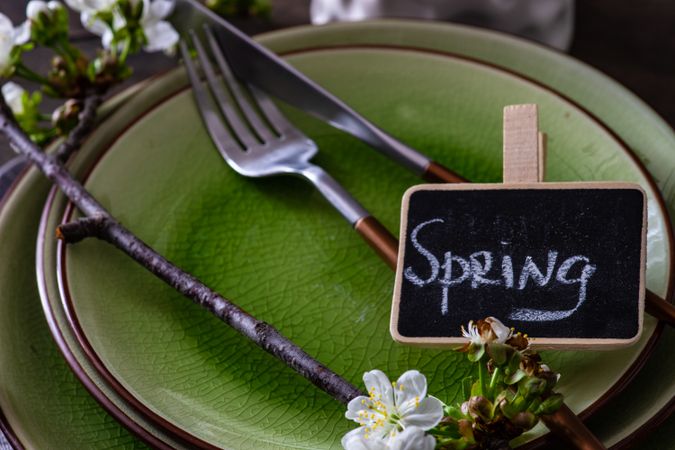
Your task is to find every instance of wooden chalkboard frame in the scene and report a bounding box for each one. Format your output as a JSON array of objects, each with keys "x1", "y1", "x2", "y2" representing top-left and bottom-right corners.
[
  {"x1": 390, "y1": 105, "x2": 647, "y2": 349},
  {"x1": 390, "y1": 182, "x2": 647, "y2": 349}
]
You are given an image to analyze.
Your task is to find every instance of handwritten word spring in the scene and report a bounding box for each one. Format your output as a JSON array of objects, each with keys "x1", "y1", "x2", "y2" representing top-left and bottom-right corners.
[{"x1": 404, "y1": 219, "x2": 597, "y2": 321}]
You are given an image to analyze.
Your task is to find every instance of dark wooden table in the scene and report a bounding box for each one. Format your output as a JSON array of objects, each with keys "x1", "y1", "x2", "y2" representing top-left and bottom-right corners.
[{"x1": 0, "y1": 1, "x2": 673, "y2": 449}]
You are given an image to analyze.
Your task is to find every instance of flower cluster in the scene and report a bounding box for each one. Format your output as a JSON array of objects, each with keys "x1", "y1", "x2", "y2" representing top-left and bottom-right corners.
[
  {"x1": 437, "y1": 317, "x2": 563, "y2": 449},
  {"x1": 345, "y1": 318, "x2": 563, "y2": 450},
  {"x1": 0, "y1": 0, "x2": 179, "y2": 143},
  {"x1": 66, "y1": 0, "x2": 178, "y2": 55}
]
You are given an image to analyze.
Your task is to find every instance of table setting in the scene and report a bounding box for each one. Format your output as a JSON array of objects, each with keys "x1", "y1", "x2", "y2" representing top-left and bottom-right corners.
[{"x1": 1, "y1": 1, "x2": 674, "y2": 449}]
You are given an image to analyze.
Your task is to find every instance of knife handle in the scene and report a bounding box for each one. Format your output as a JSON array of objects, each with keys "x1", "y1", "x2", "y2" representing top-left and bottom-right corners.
[
  {"x1": 542, "y1": 405, "x2": 606, "y2": 450},
  {"x1": 354, "y1": 216, "x2": 399, "y2": 270},
  {"x1": 422, "y1": 161, "x2": 675, "y2": 326},
  {"x1": 423, "y1": 160, "x2": 467, "y2": 183},
  {"x1": 645, "y1": 289, "x2": 675, "y2": 326}
]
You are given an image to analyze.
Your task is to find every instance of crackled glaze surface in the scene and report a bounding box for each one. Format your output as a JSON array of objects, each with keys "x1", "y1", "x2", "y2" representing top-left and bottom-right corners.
[{"x1": 58, "y1": 47, "x2": 668, "y2": 448}]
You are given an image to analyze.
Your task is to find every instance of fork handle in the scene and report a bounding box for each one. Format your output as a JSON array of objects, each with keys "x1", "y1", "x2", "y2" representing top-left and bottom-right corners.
[{"x1": 355, "y1": 217, "x2": 399, "y2": 270}]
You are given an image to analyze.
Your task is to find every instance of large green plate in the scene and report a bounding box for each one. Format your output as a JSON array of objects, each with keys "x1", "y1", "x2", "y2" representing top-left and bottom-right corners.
[
  {"x1": 0, "y1": 19, "x2": 671, "y2": 449},
  {"x1": 43, "y1": 42, "x2": 672, "y2": 450}
]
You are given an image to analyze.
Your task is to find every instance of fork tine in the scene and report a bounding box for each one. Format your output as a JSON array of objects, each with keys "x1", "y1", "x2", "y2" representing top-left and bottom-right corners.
[
  {"x1": 247, "y1": 84, "x2": 301, "y2": 138},
  {"x1": 203, "y1": 26, "x2": 277, "y2": 142},
  {"x1": 180, "y1": 41, "x2": 242, "y2": 160},
  {"x1": 189, "y1": 30, "x2": 260, "y2": 149}
]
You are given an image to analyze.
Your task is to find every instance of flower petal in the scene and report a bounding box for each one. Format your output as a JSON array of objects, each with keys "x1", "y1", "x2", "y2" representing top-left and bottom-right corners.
[
  {"x1": 142, "y1": 20, "x2": 178, "y2": 52},
  {"x1": 342, "y1": 427, "x2": 388, "y2": 450},
  {"x1": 363, "y1": 370, "x2": 395, "y2": 410},
  {"x1": 13, "y1": 21, "x2": 31, "y2": 45},
  {"x1": 345, "y1": 396, "x2": 371, "y2": 421},
  {"x1": 393, "y1": 370, "x2": 427, "y2": 407},
  {"x1": 486, "y1": 316, "x2": 512, "y2": 343},
  {"x1": 1, "y1": 81, "x2": 25, "y2": 115},
  {"x1": 148, "y1": 0, "x2": 175, "y2": 21},
  {"x1": 389, "y1": 426, "x2": 435, "y2": 450},
  {"x1": 80, "y1": 11, "x2": 103, "y2": 34},
  {"x1": 26, "y1": 1, "x2": 49, "y2": 21},
  {"x1": 399, "y1": 395, "x2": 443, "y2": 430},
  {"x1": 111, "y1": 9, "x2": 126, "y2": 31}
]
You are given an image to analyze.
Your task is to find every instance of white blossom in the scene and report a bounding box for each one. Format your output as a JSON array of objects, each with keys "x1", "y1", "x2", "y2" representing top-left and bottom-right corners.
[
  {"x1": 342, "y1": 370, "x2": 442, "y2": 449},
  {"x1": 70, "y1": 0, "x2": 177, "y2": 54},
  {"x1": 1, "y1": 81, "x2": 26, "y2": 115},
  {"x1": 137, "y1": 0, "x2": 178, "y2": 53},
  {"x1": 461, "y1": 316, "x2": 513, "y2": 345},
  {"x1": 0, "y1": 13, "x2": 30, "y2": 77}
]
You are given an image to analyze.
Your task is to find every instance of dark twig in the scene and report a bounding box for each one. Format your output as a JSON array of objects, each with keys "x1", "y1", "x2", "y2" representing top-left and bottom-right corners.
[
  {"x1": 0, "y1": 97, "x2": 362, "y2": 405},
  {"x1": 56, "y1": 215, "x2": 111, "y2": 243},
  {"x1": 54, "y1": 94, "x2": 102, "y2": 163}
]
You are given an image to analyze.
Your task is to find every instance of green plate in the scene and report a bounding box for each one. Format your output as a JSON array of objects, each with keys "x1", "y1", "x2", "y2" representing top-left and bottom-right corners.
[
  {"x1": 41, "y1": 41, "x2": 672, "y2": 450},
  {"x1": 0, "y1": 19, "x2": 671, "y2": 449}
]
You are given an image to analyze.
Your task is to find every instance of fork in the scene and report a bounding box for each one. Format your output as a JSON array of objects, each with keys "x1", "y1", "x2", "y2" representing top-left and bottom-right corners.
[{"x1": 179, "y1": 26, "x2": 398, "y2": 269}]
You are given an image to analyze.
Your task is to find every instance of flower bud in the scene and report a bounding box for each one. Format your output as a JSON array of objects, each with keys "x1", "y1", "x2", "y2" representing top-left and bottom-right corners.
[
  {"x1": 511, "y1": 411, "x2": 537, "y2": 430},
  {"x1": 468, "y1": 395, "x2": 493, "y2": 421},
  {"x1": 521, "y1": 376, "x2": 547, "y2": 398},
  {"x1": 52, "y1": 98, "x2": 81, "y2": 134},
  {"x1": 2, "y1": 82, "x2": 26, "y2": 116},
  {"x1": 457, "y1": 419, "x2": 475, "y2": 442}
]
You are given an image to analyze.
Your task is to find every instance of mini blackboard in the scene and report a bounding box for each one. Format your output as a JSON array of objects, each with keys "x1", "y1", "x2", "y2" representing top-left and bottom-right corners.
[
  {"x1": 390, "y1": 105, "x2": 647, "y2": 349},
  {"x1": 390, "y1": 183, "x2": 646, "y2": 348}
]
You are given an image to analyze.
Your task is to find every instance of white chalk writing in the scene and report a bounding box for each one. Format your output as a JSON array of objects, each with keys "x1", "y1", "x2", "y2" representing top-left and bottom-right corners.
[{"x1": 404, "y1": 219, "x2": 597, "y2": 321}]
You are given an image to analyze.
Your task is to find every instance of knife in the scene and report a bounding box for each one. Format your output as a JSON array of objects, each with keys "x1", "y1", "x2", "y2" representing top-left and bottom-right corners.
[
  {"x1": 171, "y1": 0, "x2": 465, "y2": 183},
  {"x1": 169, "y1": 0, "x2": 675, "y2": 328}
]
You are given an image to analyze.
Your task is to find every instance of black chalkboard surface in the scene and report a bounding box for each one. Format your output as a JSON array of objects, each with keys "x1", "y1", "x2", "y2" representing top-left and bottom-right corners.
[{"x1": 391, "y1": 183, "x2": 647, "y2": 348}]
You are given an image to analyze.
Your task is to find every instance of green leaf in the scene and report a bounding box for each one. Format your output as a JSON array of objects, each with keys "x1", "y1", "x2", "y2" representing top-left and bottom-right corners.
[
  {"x1": 505, "y1": 369, "x2": 527, "y2": 385},
  {"x1": 486, "y1": 342, "x2": 511, "y2": 366},
  {"x1": 536, "y1": 393, "x2": 565, "y2": 415},
  {"x1": 467, "y1": 343, "x2": 485, "y2": 362},
  {"x1": 444, "y1": 404, "x2": 466, "y2": 420}
]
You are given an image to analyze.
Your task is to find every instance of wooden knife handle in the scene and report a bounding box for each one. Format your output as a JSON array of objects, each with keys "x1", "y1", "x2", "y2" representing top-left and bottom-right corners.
[
  {"x1": 423, "y1": 160, "x2": 467, "y2": 183},
  {"x1": 354, "y1": 216, "x2": 399, "y2": 270},
  {"x1": 423, "y1": 160, "x2": 675, "y2": 326},
  {"x1": 646, "y1": 289, "x2": 675, "y2": 326},
  {"x1": 542, "y1": 405, "x2": 606, "y2": 450}
]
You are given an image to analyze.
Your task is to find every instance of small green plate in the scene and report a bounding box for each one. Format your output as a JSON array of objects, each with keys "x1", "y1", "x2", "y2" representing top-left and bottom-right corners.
[{"x1": 44, "y1": 43, "x2": 671, "y2": 450}]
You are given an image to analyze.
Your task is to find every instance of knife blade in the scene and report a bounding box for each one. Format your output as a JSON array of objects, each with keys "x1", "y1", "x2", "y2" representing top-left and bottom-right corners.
[{"x1": 171, "y1": 0, "x2": 465, "y2": 181}]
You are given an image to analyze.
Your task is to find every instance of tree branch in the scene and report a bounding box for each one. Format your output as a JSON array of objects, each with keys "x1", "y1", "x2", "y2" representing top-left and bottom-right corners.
[
  {"x1": 54, "y1": 94, "x2": 102, "y2": 163},
  {"x1": 56, "y1": 215, "x2": 112, "y2": 243},
  {"x1": 0, "y1": 97, "x2": 362, "y2": 405}
]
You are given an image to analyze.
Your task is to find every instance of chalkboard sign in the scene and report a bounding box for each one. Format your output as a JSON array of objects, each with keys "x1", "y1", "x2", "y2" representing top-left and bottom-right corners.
[{"x1": 391, "y1": 183, "x2": 647, "y2": 349}]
